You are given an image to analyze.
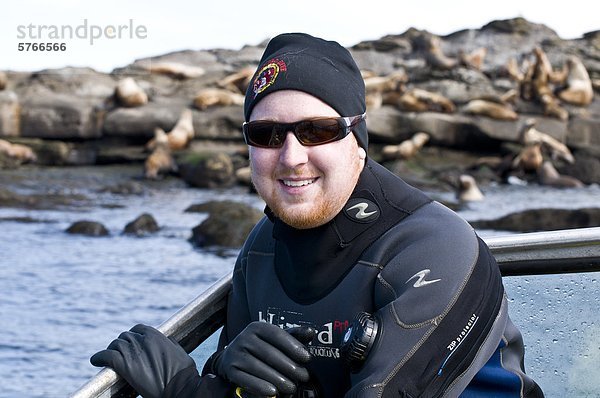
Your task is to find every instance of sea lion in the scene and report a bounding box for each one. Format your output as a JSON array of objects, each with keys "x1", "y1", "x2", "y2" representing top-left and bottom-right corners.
[
  {"x1": 0, "y1": 71, "x2": 6, "y2": 90},
  {"x1": 144, "y1": 128, "x2": 176, "y2": 179},
  {"x1": 166, "y1": 109, "x2": 194, "y2": 150},
  {"x1": 519, "y1": 119, "x2": 574, "y2": 164},
  {"x1": 365, "y1": 91, "x2": 383, "y2": 111},
  {"x1": 556, "y1": 56, "x2": 594, "y2": 106},
  {"x1": 145, "y1": 109, "x2": 195, "y2": 151},
  {"x1": 537, "y1": 161, "x2": 584, "y2": 188},
  {"x1": 505, "y1": 57, "x2": 525, "y2": 82},
  {"x1": 193, "y1": 88, "x2": 245, "y2": 110},
  {"x1": 364, "y1": 70, "x2": 408, "y2": 94},
  {"x1": 457, "y1": 174, "x2": 484, "y2": 202},
  {"x1": 381, "y1": 132, "x2": 429, "y2": 159},
  {"x1": 382, "y1": 132, "x2": 430, "y2": 160},
  {"x1": 476, "y1": 89, "x2": 518, "y2": 105},
  {"x1": 459, "y1": 47, "x2": 487, "y2": 70},
  {"x1": 115, "y1": 77, "x2": 148, "y2": 107},
  {"x1": 424, "y1": 36, "x2": 457, "y2": 70},
  {"x1": 463, "y1": 99, "x2": 518, "y2": 120},
  {"x1": 532, "y1": 47, "x2": 568, "y2": 84},
  {"x1": 143, "y1": 62, "x2": 205, "y2": 79},
  {"x1": 0, "y1": 139, "x2": 37, "y2": 163},
  {"x1": 512, "y1": 143, "x2": 543, "y2": 172},
  {"x1": 218, "y1": 67, "x2": 256, "y2": 94},
  {"x1": 527, "y1": 47, "x2": 569, "y2": 120},
  {"x1": 384, "y1": 88, "x2": 455, "y2": 113}
]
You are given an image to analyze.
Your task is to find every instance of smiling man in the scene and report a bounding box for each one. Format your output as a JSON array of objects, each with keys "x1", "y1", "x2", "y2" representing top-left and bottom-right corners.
[{"x1": 91, "y1": 33, "x2": 544, "y2": 397}]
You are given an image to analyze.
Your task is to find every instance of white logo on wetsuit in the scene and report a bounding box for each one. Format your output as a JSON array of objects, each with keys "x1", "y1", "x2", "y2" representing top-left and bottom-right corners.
[
  {"x1": 405, "y1": 269, "x2": 441, "y2": 288},
  {"x1": 346, "y1": 202, "x2": 377, "y2": 219}
]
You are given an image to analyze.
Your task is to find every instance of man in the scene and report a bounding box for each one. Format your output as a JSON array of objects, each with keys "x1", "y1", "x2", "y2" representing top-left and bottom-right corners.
[{"x1": 91, "y1": 33, "x2": 544, "y2": 397}]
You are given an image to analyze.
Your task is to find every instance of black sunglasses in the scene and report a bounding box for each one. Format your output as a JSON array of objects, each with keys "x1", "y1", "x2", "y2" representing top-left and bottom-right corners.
[{"x1": 242, "y1": 113, "x2": 366, "y2": 148}]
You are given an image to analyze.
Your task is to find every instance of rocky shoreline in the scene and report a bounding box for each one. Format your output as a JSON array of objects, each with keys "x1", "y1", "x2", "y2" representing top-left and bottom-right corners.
[{"x1": 1, "y1": 17, "x2": 599, "y2": 240}]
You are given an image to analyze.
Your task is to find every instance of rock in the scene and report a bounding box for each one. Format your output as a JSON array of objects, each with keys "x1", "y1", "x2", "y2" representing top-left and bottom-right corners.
[
  {"x1": 178, "y1": 151, "x2": 235, "y2": 188},
  {"x1": 99, "y1": 181, "x2": 145, "y2": 195},
  {"x1": 0, "y1": 91, "x2": 20, "y2": 137},
  {"x1": 0, "y1": 188, "x2": 38, "y2": 207},
  {"x1": 365, "y1": 106, "x2": 413, "y2": 142},
  {"x1": 192, "y1": 105, "x2": 245, "y2": 140},
  {"x1": 123, "y1": 213, "x2": 159, "y2": 236},
  {"x1": 66, "y1": 220, "x2": 109, "y2": 236},
  {"x1": 188, "y1": 200, "x2": 263, "y2": 248},
  {"x1": 557, "y1": 150, "x2": 600, "y2": 184},
  {"x1": 20, "y1": 92, "x2": 103, "y2": 139},
  {"x1": 0, "y1": 151, "x2": 21, "y2": 169},
  {"x1": 568, "y1": 115, "x2": 600, "y2": 152},
  {"x1": 7, "y1": 137, "x2": 97, "y2": 165},
  {"x1": 102, "y1": 101, "x2": 186, "y2": 138},
  {"x1": 0, "y1": 187, "x2": 88, "y2": 209},
  {"x1": 469, "y1": 208, "x2": 600, "y2": 232},
  {"x1": 24, "y1": 67, "x2": 116, "y2": 98}
]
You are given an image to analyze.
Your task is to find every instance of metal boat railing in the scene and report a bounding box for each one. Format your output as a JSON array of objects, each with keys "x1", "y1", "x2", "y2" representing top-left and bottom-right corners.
[{"x1": 70, "y1": 227, "x2": 600, "y2": 398}]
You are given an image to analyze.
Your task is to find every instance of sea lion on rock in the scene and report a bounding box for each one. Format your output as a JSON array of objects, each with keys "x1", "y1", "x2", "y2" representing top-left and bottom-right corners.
[
  {"x1": 556, "y1": 56, "x2": 594, "y2": 106},
  {"x1": 115, "y1": 77, "x2": 148, "y2": 107},
  {"x1": 382, "y1": 132, "x2": 430, "y2": 160},
  {"x1": 459, "y1": 47, "x2": 487, "y2": 70},
  {"x1": 537, "y1": 161, "x2": 584, "y2": 188},
  {"x1": 524, "y1": 47, "x2": 569, "y2": 120},
  {"x1": 145, "y1": 109, "x2": 195, "y2": 151},
  {"x1": 463, "y1": 99, "x2": 518, "y2": 120},
  {"x1": 505, "y1": 57, "x2": 526, "y2": 82},
  {"x1": 365, "y1": 91, "x2": 383, "y2": 111},
  {"x1": 364, "y1": 70, "x2": 408, "y2": 94},
  {"x1": 193, "y1": 88, "x2": 245, "y2": 110},
  {"x1": 143, "y1": 62, "x2": 205, "y2": 79},
  {"x1": 423, "y1": 36, "x2": 457, "y2": 70},
  {"x1": 384, "y1": 88, "x2": 455, "y2": 113},
  {"x1": 0, "y1": 71, "x2": 6, "y2": 90},
  {"x1": 218, "y1": 67, "x2": 256, "y2": 94},
  {"x1": 0, "y1": 139, "x2": 37, "y2": 163},
  {"x1": 457, "y1": 174, "x2": 484, "y2": 202},
  {"x1": 519, "y1": 119, "x2": 574, "y2": 164},
  {"x1": 144, "y1": 128, "x2": 177, "y2": 179}
]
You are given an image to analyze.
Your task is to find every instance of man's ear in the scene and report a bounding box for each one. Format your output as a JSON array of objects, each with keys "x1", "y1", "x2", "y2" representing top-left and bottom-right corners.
[{"x1": 358, "y1": 147, "x2": 367, "y2": 160}]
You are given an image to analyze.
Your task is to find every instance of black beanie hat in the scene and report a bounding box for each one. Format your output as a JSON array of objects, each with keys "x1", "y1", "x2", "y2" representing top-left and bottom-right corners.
[{"x1": 244, "y1": 33, "x2": 368, "y2": 150}]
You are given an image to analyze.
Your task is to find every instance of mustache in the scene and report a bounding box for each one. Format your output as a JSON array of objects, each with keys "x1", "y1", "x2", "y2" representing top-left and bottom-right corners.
[{"x1": 274, "y1": 166, "x2": 318, "y2": 179}]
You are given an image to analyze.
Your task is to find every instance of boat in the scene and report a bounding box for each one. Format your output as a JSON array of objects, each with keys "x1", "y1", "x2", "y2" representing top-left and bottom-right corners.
[{"x1": 70, "y1": 227, "x2": 600, "y2": 398}]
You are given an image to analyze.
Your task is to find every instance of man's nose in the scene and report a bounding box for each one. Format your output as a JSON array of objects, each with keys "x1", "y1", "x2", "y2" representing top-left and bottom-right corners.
[{"x1": 279, "y1": 132, "x2": 309, "y2": 167}]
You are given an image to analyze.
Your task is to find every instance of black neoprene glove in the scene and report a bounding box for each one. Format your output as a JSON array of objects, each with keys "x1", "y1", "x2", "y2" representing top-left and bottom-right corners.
[
  {"x1": 90, "y1": 324, "x2": 231, "y2": 398},
  {"x1": 211, "y1": 322, "x2": 315, "y2": 397}
]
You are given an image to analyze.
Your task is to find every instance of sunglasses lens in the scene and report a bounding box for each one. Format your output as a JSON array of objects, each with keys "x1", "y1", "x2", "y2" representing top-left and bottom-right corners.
[
  {"x1": 296, "y1": 119, "x2": 342, "y2": 145},
  {"x1": 245, "y1": 122, "x2": 284, "y2": 147}
]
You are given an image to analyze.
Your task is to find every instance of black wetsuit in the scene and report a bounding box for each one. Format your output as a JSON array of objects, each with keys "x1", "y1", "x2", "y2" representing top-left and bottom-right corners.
[{"x1": 204, "y1": 159, "x2": 544, "y2": 397}]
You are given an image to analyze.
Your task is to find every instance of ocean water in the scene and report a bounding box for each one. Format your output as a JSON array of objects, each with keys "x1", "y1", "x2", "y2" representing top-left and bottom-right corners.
[{"x1": 0, "y1": 165, "x2": 598, "y2": 397}]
